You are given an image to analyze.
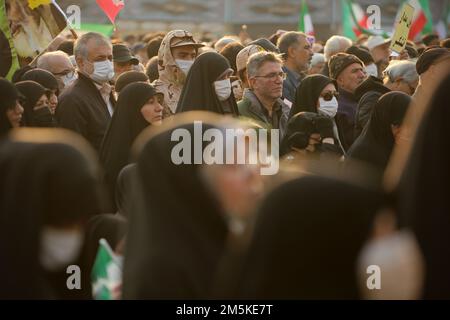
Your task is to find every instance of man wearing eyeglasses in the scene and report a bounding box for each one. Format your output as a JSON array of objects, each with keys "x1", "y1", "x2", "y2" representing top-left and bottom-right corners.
[
  {"x1": 237, "y1": 51, "x2": 290, "y2": 139},
  {"x1": 37, "y1": 50, "x2": 77, "y2": 92},
  {"x1": 277, "y1": 31, "x2": 314, "y2": 106},
  {"x1": 153, "y1": 30, "x2": 204, "y2": 117}
]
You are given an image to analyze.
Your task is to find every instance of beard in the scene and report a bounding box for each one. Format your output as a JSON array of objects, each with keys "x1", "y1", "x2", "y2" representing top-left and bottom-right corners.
[{"x1": 12, "y1": 19, "x2": 53, "y2": 58}]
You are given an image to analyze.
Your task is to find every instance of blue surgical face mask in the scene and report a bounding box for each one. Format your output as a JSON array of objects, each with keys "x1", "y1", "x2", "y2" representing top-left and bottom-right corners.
[
  {"x1": 88, "y1": 60, "x2": 115, "y2": 83},
  {"x1": 175, "y1": 59, "x2": 194, "y2": 75}
]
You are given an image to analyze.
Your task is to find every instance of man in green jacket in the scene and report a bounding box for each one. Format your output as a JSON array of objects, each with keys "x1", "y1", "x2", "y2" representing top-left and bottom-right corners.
[{"x1": 238, "y1": 51, "x2": 290, "y2": 139}]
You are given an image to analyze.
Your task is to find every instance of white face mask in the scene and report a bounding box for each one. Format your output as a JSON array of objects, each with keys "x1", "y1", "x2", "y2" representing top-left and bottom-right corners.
[
  {"x1": 40, "y1": 227, "x2": 84, "y2": 271},
  {"x1": 62, "y1": 72, "x2": 77, "y2": 88},
  {"x1": 175, "y1": 59, "x2": 194, "y2": 75},
  {"x1": 318, "y1": 96, "x2": 338, "y2": 118},
  {"x1": 88, "y1": 60, "x2": 115, "y2": 83},
  {"x1": 365, "y1": 64, "x2": 378, "y2": 78},
  {"x1": 214, "y1": 79, "x2": 232, "y2": 101}
]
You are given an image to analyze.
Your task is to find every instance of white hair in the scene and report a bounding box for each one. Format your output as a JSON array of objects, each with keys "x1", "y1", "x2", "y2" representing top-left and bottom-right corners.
[
  {"x1": 383, "y1": 60, "x2": 419, "y2": 85},
  {"x1": 37, "y1": 50, "x2": 71, "y2": 70},
  {"x1": 324, "y1": 35, "x2": 353, "y2": 61},
  {"x1": 310, "y1": 53, "x2": 325, "y2": 67},
  {"x1": 74, "y1": 32, "x2": 111, "y2": 60}
]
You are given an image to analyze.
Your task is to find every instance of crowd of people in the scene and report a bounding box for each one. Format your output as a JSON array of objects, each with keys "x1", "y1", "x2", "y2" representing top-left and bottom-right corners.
[{"x1": 1, "y1": 26, "x2": 450, "y2": 299}]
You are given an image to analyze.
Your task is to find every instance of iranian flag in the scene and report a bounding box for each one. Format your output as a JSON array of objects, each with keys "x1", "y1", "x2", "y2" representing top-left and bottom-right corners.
[
  {"x1": 342, "y1": 0, "x2": 369, "y2": 40},
  {"x1": 91, "y1": 239, "x2": 123, "y2": 300},
  {"x1": 400, "y1": 0, "x2": 433, "y2": 40},
  {"x1": 298, "y1": 0, "x2": 314, "y2": 36}
]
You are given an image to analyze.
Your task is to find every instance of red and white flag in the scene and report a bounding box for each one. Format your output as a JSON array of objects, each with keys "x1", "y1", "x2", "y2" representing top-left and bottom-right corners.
[
  {"x1": 96, "y1": 0, "x2": 125, "y2": 24},
  {"x1": 400, "y1": 0, "x2": 430, "y2": 40}
]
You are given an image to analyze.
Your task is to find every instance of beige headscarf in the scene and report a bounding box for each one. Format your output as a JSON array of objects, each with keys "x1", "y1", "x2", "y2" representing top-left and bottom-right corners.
[{"x1": 153, "y1": 31, "x2": 189, "y2": 116}]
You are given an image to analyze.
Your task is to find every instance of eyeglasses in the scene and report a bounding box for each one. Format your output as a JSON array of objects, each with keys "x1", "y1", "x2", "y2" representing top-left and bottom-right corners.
[
  {"x1": 253, "y1": 72, "x2": 287, "y2": 81},
  {"x1": 321, "y1": 91, "x2": 339, "y2": 101}
]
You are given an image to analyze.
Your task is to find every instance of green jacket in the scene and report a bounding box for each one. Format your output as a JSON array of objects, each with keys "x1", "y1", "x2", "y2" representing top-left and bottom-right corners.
[{"x1": 237, "y1": 89, "x2": 290, "y2": 138}]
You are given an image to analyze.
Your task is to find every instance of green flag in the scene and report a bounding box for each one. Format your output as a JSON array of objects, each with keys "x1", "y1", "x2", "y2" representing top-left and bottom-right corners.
[
  {"x1": 298, "y1": 0, "x2": 314, "y2": 36},
  {"x1": 418, "y1": 0, "x2": 433, "y2": 34},
  {"x1": 91, "y1": 238, "x2": 123, "y2": 300},
  {"x1": 77, "y1": 23, "x2": 114, "y2": 37}
]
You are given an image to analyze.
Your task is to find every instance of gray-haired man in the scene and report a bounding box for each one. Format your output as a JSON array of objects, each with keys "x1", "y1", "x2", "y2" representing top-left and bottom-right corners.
[
  {"x1": 56, "y1": 32, "x2": 115, "y2": 152},
  {"x1": 238, "y1": 51, "x2": 290, "y2": 139}
]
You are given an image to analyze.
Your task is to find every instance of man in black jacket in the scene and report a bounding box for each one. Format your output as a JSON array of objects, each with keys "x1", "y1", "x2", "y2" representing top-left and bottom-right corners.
[
  {"x1": 56, "y1": 32, "x2": 115, "y2": 153},
  {"x1": 353, "y1": 76, "x2": 390, "y2": 139}
]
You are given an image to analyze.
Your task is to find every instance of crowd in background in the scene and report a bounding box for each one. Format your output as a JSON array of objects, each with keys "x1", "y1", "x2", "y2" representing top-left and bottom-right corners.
[{"x1": 1, "y1": 26, "x2": 450, "y2": 299}]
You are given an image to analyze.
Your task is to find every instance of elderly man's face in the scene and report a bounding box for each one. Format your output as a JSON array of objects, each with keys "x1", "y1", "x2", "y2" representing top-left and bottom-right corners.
[
  {"x1": 371, "y1": 43, "x2": 391, "y2": 64},
  {"x1": 337, "y1": 63, "x2": 367, "y2": 93},
  {"x1": 76, "y1": 39, "x2": 112, "y2": 74},
  {"x1": 46, "y1": 55, "x2": 75, "y2": 90},
  {"x1": 289, "y1": 36, "x2": 314, "y2": 72}
]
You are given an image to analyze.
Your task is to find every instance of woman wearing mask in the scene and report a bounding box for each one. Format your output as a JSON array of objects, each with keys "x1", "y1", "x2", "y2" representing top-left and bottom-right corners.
[
  {"x1": 0, "y1": 78, "x2": 24, "y2": 136},
  {"x1": 100, "y1": 82, "x2": 163, "y2": 211},
  {"x1": 22, "y1": 68, "x2": 59, "y2": 114},
  {"x1": 15, "y1": 80, "x2": 57, "y2": 128},
  {"x1": 289, "y1": 74, "x2": 344, "y2": 154},
  {"x1": 347, "y1": 92, "x2": 411, "y2": 172},
  {"x1": 176, "y1": 52, "x2": 239, "y2": 116},
  {"x1": 0, "y1": 128, "x2": 102, "y2": 299}
]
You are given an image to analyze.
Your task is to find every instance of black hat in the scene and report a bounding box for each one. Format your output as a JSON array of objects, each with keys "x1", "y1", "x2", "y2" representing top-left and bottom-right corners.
[
  {"x1": 328, "y1": 53, "x2": 364, "y2": 80},
  {"x1": 115, "y1": 71, "x2": 149, "y2": 93},
  {"x1": 113, "y1": 44, "x2": 139, "y2": 65},
  {"x1": 416, "y1": 47, "x2": 450, "y2": 75},
  {"x1": 345, "y1": 46, "x2": 374, "y2": 65}
]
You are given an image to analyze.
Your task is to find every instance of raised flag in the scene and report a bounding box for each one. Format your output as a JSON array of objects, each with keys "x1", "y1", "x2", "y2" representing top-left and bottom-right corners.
[
  {"x1": 0, "y1": 0, "x2": 67, "y2": 79},
  {"x1": 96, "y1": 0, "x2": 125, "y2": 25},
  {"x1": 298, "y1": 0, "x2": 314, "y2": 36},
  {"x1": 342, "y1": 0, "x2": 369, "y2": 40},
  {"x1": 91, "y1": 238, "x2": 123, "y2": 300},
  {"x1": 342, "y1": 0, "x2": 390, "y2": 40},
  {"x1": 400, "y1": 0, "x2": 433, "y2": 40}
]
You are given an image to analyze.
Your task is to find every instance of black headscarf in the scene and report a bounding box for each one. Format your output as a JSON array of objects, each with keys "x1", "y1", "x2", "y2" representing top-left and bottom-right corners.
[
  {"x1": 348, "y1": 92, "x2": 411, "y2": 171},
  {"x1": 238, "y1": 175, "x2": 381, "y2": 299},
  {"x1": 122, "y1": 112, "x2": 229, "y2": 299},
  {"x1": 15, "y1": 80, "x2": 56, "y2": 127},
  {"x1": 280, "y1": 111, "x2": 336, "y2": 156},
  {"x1": 115, "y1": 163, "x2": 136, "y2": 218},
  {"x1": 176, "y1": 52, "x2": 239, "y2": 116},
  {"x1": 100, "y1": 82, "x2": 161, "y2": 212},
  {"x1": 0, "y1": 128, "x2": 102, "y2": 299},
  {"x1": 396, "y1": 74, "x2": 450, "y2": 299},
  {"x1": 22, "y1": 68, "x2": 59, "y2": 95},
  {"x1": 81, "y1": 213, "x2": 127, "y2": 297},
  {"x1": 0, "y1": 78, "x2": 21, "y2": 136},
  {"x1": 114, "y1": 70, "x2": 149, "y2": 93},
  {"x1": 289, "y1": 74, "x2": 334, "y2": 118}
]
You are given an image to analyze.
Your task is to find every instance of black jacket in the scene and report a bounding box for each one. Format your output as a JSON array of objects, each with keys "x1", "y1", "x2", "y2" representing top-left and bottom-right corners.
[
  {"x1": 354, "y1": 76, "x2": 390, "y2": 139},
  {"x1": 56, "y1": 73, "x2": 115, "y2": 152}
]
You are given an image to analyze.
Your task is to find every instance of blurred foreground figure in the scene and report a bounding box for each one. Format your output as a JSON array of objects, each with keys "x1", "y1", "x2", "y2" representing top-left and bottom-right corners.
[
  {"x1": 395, "y1": 73, "x2": 450, "y2": 299},
  {"x1": 0, "y1": 128, "x2": 102, "y2": 299},
  {"x1": 123, "y1": 112, "x2": 263, "y2": 299},
  {"x1": 238, "y1": 175, "x2": 381, "y2": 299}
]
